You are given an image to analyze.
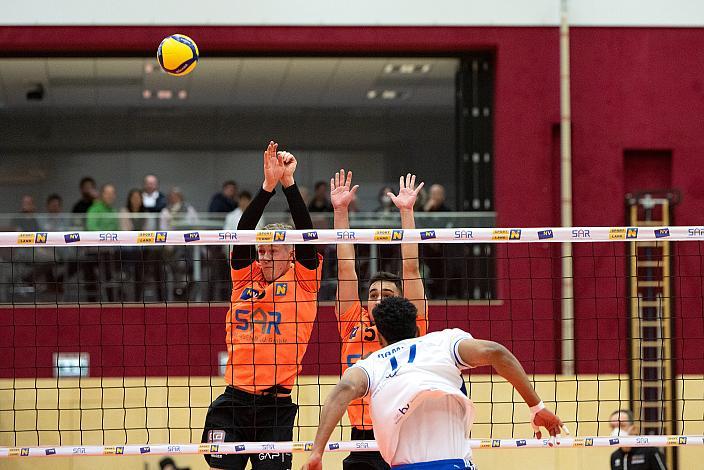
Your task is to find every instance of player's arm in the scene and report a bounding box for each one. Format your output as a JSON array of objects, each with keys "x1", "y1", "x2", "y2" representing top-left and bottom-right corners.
[
  {"x1": 230, "y1": 141, "x2": 282, "y2": 270},
  {"x1": 388, "y1": 174, "x2": 426, "y2": 317},
  {"x1": 279, "y1": 151, "x2": 319, "y2": 270},
  {"x1": 457, "y1": 338, "x2": 566, "y2": 439},
  {"x1": 303, "y1": 367, "x2": 369, "y2": 470},
  {"x1": 331, "y1": 169, "x2": 360, "y2": 316}
]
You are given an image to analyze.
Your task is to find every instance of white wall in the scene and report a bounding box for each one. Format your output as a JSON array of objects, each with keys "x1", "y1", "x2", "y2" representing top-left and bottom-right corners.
[{"x1": 3, "y1": 0, "x2": 704, "y2": 26}]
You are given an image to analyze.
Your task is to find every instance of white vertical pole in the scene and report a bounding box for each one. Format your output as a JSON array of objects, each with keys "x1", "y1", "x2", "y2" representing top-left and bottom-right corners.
[{"x1": 560, "y1": 0, "x2": 575, "y2": 376}]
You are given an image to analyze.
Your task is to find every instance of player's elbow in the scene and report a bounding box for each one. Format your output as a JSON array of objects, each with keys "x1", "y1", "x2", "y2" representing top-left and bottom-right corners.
[{"x1": 484, "y1": 341, "x2": 512, "y2": 365}]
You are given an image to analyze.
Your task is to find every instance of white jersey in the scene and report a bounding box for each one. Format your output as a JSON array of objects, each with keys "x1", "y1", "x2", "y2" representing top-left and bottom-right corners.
[{"x1": 351, "y1": 329, "x2": 476, "y2": 466}]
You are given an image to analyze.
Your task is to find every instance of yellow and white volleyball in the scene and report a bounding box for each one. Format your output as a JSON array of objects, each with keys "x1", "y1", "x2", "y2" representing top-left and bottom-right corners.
[{"x1": 157, "y1": 34, "x2": 199, "y2": 76}]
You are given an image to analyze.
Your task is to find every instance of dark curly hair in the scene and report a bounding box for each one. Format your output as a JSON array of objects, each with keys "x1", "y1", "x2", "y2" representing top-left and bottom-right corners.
[{"x1": 371, "y1": 296, "x2": 418, "y2": 345}]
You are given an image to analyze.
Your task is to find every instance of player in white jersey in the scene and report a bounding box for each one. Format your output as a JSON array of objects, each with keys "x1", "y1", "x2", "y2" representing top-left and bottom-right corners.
[{"x1": 302, "y1": 297, "x2": 566, "y2": 470}]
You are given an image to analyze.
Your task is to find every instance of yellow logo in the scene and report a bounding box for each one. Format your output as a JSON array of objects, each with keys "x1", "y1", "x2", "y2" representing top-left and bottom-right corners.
[
  {"x1": 374, "y1": 230, "x2": 392, "y2": 241},
  {"x1": 626, "y1": 228, "x2": 639, "y2": 239},
  {"x1": 392, "y1": 230, "x2": 404, "y2": 240},
  {"x1": 609, "y1": 228, "x2": 626, "y2": 240},
  {"x1": 256, "y1": 231, "x2": 274, "y2": 242},
  {"x1": 491, "y1": 440, "x2": 501, "y2": 447},
  {"x1": 198, "y1": 443, "x2": 211, "y2": 453},
  {"x1": 9, "y1": 448, "x2": 21, "y2": 456},
  {"x1": 509, "y1": 229, "x2": 521, "y2": 240},
  {"x1": 573, "y1": 438, "x2": 585, "y2": 447},
  {"x1": 17, "y1": 233, "x2": 35, "y2": 244},
  {"x1": 137, "y1": 232, "x2": 156, "y2": 243},
  {"x1": 492, "y1": 230, "x2": 509, "y2": 240},
  {"x1": 155, "y1": 232, "x2": 167, "y2": 243},
  {"x1": 292, "y1": 443, "x2": 306, "y2": 451},
  {"x1": 667, "y1": 436, "x2": 678, "y2": 445},
  {"x1": 210, "y1": 444, "x2": 219, "y2": 452},
  {"x1": 480, "y1": 440, "x2": 491, "y2": 448},
  {"x1": 304, "y1": 443, "x2": 313, "y2": 451},
  {"x1": 115, "y1": 446, "x2": 124, "y2": 454},
  {"x1": 585, "y1": 438, "x2": 593, "y2": 446},
  {"x1": 20, "y1": 448, "x2": 30, "y2": 456},
  {"x1": 274, "y1": 231, "x2": 286, "y2": 241},
  {"x1": 678, "y1": 436, "x2": 687, "y2": 445},
  {"x1": 103, "y1": 446, "x2": 116, "y2": 455}
]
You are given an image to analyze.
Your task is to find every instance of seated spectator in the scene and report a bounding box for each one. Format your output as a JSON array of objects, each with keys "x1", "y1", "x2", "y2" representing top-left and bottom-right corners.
[
  {"x1": 208, "y1": 180, "x2": 238, "y2": 213},
  {"x1": 223, "y1": 190, "x2": 252, "y2": 231},
  {"x1": 12, "y1": 195, "x2": 40, "y2": 232},
  {"x1": 142, "y1": 174, "x2": 167, "y2": 214},
  {"x1": 72, "y1": 177, "x2": 97, "y2": 214},
  {"x1": 423, "y1": 183, "x2": 451, "y2": 212},
  {"x1": 38, "y1": 194, "x2": 71, "y2": 232},
  {"x1": 159, "y1": 187, "x2": 199, "y2": 230},
  {"x1": 609, "y1": 409, "x2": 666, "y2": 470},
  {"x1": 308, "y1": 181, "x2": 333, "y2": 212},
  {"x1": 119, "y1": 188, "x2": 147, "y2": 231},
  {"x1": 86, "y1": 184, "x2": 119, "y2": 231}
]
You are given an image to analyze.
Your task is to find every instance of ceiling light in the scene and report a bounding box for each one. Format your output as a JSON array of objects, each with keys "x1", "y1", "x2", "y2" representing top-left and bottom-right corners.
[
  {"x1": 157, "y1": 90, "x2": 173, "y2": 100},
  {"x1": 177, "y1": 90, "x2": 188, "y2": 100},
  {"x1": 383, "y1": 63, "x2": 431, "y2": 75},
  {"x1": 142, "y1": 89, "x2": 152, "y2": 99},
  {"x1": 366, "y1": 89, "x2": 410, "y2": 101}
]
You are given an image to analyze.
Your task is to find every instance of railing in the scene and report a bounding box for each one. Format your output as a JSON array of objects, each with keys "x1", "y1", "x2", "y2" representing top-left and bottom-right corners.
[{"x1": 0, "y1": 211, "x2": 496, "y2": 303}]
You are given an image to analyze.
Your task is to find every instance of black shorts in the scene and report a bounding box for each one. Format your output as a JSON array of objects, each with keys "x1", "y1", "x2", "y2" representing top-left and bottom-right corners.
[
  {"x1": 202, "y1": 386, "x2": 298, "y2": 470},
  {"x1": 343, "y1": 428, "x2": 390, "y2": 470}
]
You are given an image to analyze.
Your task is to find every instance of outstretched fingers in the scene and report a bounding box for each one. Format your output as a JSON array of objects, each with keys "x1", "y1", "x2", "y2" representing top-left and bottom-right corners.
[{"x1": 346, "y1": 170, "x2": 353, "y2": 189}]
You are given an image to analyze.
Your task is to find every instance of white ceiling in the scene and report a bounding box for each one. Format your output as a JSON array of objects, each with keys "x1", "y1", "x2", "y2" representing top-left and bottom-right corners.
[{"x1": 0, "y1": 57, "x2": 457, "y2": 109}]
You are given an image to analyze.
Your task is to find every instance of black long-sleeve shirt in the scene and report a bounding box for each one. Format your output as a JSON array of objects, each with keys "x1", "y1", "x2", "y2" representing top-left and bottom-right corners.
[{"x1": 230, "y1": 183, "x2": 319, "y2": 271}]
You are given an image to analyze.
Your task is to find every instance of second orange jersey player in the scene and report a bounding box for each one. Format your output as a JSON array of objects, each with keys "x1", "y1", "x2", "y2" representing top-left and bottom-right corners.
[{"x1": 331, "y1": 170, "x2": 428, "y2": 470}]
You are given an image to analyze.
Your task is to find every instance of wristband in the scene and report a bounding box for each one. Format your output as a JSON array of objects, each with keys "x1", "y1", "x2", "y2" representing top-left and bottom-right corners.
[{"x1": 529, "y1": 401, "x2": 545, "y2": 415}]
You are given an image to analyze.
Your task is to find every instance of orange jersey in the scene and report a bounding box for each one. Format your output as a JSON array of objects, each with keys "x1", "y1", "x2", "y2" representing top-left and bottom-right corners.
[
  {"x1": 225, "y1": 254, "x2": 323, "y2": 393},
  {"x1": 339, "y1": 301, "x2": 428, "y2": 429}
]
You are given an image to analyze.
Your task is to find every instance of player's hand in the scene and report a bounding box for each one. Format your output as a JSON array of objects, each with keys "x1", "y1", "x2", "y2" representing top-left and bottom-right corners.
[
  {"x1": 279, "y1": 151, "x2": 297, "y2": 188},
  {"x1": 263, "y1": 141, "x2": 284, "y2": 192},
  {"x1": 389, "y1": 173, "x2": 424, "y2": 211},
  {"x1": 531, "y1": 408, "x2": 568, "y2": 446},
  {"x1": 330, "y1": 169, "x2": 359, "y2": 211},
  {"x1": 301, "y1": 451, "x2": 323, "y2": 470}
]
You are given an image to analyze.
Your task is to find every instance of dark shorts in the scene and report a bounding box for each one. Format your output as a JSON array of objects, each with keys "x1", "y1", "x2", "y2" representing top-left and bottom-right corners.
[
  {"x1": 343, "y1": 428, "x2": 390, "y2": 470},
  {"x1": 202, "y1": 386, "x2": 298, "y2": 470}
]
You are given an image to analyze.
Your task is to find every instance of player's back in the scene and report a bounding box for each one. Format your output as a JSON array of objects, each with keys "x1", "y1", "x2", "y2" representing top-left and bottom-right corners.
[{"x1": 353, "y1": 329, "x2": 476, "y2": 465}]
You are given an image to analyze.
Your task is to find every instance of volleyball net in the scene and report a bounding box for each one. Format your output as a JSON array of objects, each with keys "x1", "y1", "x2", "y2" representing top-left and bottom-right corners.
[{"x1": 1, "y1": 226, "x2": 703, "y2": 466}]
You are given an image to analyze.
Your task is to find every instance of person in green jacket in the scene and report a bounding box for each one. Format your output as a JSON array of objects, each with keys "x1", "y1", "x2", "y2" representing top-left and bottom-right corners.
[
  {"x1": 86, "y1": 184, "x2": 119, "y2": 232},
  {"x1": 85, "y1": 183, "x2": 119, "y2": 301}
]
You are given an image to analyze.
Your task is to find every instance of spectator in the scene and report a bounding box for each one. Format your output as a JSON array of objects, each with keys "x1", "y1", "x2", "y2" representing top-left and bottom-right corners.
[
  {"x1": 159, "y1": 187, "x2": 199, "y2": 231},
  {"x1": 141, "y1": 175, "x2": 166, "y2": 301},
  {"x1": 12, "y1": 195, "x2": 40, "y2": 231},
  {"x1": 142, "y1": 174, "x2": 167, "y2": 214},
  {"x1": 208, "y1": 180, "x2": 238, "y2": 213},
  {"x1": 160, "y1": 188, "x2": 199, "y2": 301},
  {"x1": 38, "y1": 194, "x2": 70, "y2": 232},
  {"x1": 308, "y1": 181, "x2": 333, "y2": 212},
  {"x1": 609, "y1": 409, "x2": 666, "y2": 470},
  {"x1": 85, "y1": 184, "x2": 119, "y2": 302},
  {"x1": 223, "y1": 190, "x2": 252, "y2": 231},
  {"x1": 119, "y1": 188, "x2": 146, "y2": 231},
  {"x1": 374, "y1": 185, "x2": 396, "y2": 213},
  {"x1": 119, "y1": 189, "x2": 146, "y2": 301},
  {"x1": 423, "y1": 183, "x2": 451, "y2": 212},
  {"x1": 86, "y1": 184, "x2": 119, "y2": 231},
  {"x1": 72, "y1": 177, "x2": 97, "y2": 213}
]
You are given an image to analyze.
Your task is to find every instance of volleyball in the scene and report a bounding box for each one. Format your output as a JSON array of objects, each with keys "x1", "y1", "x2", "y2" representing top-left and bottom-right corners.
[{"x1": 157, "y1": 34, "x2": 199, "y2": 76}]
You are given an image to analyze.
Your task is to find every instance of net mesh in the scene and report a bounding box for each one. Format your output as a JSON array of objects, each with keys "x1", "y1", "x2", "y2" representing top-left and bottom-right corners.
[{"x1": 0, "y1": 227, "x2": 703, "y2": 464}]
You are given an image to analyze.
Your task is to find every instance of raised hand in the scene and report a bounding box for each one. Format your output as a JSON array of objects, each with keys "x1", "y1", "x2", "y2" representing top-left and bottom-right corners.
[
  {"x1": 330, "y1": 169, "x2": 359, "y2": 211},
  {"x1": 279, "y1": 151, "x2": 297, "y2": 188},
  {"x1": 263, "y1": 141, "x2": 284, "y2": 192},
  {"x1": 388, "y1": 173, "x2": 424, "y2": 211},
  {"x1": 531, "y1": 407, "x2": 568, "y2": 446}
]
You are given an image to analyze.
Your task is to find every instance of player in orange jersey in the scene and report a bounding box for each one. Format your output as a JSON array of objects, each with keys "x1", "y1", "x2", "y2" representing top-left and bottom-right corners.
[
  {"x1": 331, "y1": 170, "x2": 428, "y2": 470},
  {"x1": 202, "y1": 141, "x2": 323, "y2": 470}
]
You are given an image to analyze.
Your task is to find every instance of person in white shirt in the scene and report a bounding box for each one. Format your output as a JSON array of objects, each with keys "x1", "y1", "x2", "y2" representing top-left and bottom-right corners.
[{"x1": 303, "y1": 297, "x2": 566, "y2": 470}]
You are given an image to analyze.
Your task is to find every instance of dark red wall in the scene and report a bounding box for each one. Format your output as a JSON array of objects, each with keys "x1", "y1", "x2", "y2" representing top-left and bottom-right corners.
[{"x1": 0, "y1": 25, "x2": 702, "y2": 375}]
